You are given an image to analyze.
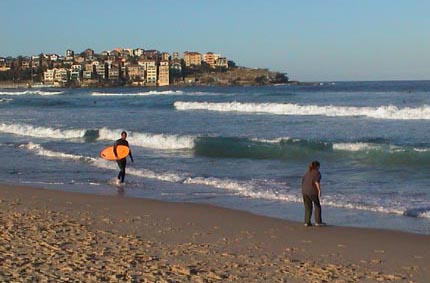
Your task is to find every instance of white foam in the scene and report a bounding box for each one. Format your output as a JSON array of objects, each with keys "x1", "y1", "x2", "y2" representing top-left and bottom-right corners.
[
  {"x1": 91, "y1": 90, "x2": 184, "y2": 96},
  {"x1": 98, "y1": 128, "x2": 195, "y2": 150},
  {"x1": 0, "y1": 90, "x2": 63, "y2": 96},
  {"x1": 91, "y1": 158, "x2": 186, "y2": 183},
  {"x1": 0, "y1": 123, "x2": 86, "y2": 139},
  {"x1": 417, "y1": 211, "x2": 430, "y2": 218},
  {"x1": 174, "y1": 101, "x2": 430, "y2": 120},
  {"x1": 250, "y1": 137, "x2": 293, "y2": 144},
  {"x1": 22, "y1": 142, "x2": 93, "y2": 162},
  {"x1": 413, "y1": 148, "x2": 430, "y2": 152},
  {"x1": 333, "y1": 142, "x2": 379, "y2": 152},
  {"x1": 19, "y1": 142, "x2": 430, "y2": 219},
  {"x1": 0, "y1": 98, "x2": 13, "y2": 103}
]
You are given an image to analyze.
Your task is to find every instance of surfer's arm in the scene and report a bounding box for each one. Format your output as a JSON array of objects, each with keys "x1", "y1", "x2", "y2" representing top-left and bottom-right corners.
[
  {"x1": 129, "y1": 149, "x2": 134, "y2": 162},
  {"x1": 113, "y1": 141, "x2": 119, "y2": 158}
]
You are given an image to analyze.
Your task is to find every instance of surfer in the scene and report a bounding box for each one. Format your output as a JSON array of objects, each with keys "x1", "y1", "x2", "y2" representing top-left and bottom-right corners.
[
  {"x1": 301, "y1": 161, "x2": 326, "y2": 227},
  {"x1": 114, "y1": 131, "x2": 134, "y2": 185}
]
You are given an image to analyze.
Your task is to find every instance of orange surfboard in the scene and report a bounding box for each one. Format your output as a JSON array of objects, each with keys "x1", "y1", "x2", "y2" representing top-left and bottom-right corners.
[{"x1": 99, "y1": 145, "x2": 129, "y2": 161}]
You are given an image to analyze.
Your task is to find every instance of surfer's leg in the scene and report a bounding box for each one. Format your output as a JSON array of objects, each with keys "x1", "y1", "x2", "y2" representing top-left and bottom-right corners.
[
  {"x1": 117, "y1": 159, "x2": 126, "y2": 183},
  {"x1": 303, "y1": 194, "x2": 312, "y2": 225}
]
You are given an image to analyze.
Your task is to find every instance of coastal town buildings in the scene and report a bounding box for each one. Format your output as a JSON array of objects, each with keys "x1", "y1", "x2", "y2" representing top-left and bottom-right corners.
[{"x1": 0, "y1": 47, "x2": 233, "y2": 87}]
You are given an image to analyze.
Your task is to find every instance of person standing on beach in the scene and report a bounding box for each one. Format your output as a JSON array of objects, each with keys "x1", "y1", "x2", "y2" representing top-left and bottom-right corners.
[
  {"x1": 114, "y1": 131, "x2": 134, "y2": 185},
  {"x1": 301, "y1": 161, "x2": 325, "y2": 227}
]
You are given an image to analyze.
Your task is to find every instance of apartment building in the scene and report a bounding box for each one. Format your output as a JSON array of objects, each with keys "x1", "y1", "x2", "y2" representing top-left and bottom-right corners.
[
  {"x1": 44, "y1": 69, "x2": 56, "y2": 82},
  {"x1": 108, "y1": 66, "x2": 120, "y2": 80},
  {"x1": 134, "y1": 48, "x2": 144, "y2": 57},
  {"x1": 143, "y1": 50, "x2": 159, "y2": 60},
  {"x1": 127, "y1": 65, "x2": 145, "y2": 80},
  {"x1": 54, "y1": 68, "x2": 68, "y2": 82},
  {"x1": 161, "y1": 52, "x2": 169, "y2": 61},
  {"x1": 84, "y1": 48, "x2": 95, "y2": 58},
  {"x1": 65, "y1": 49, "x2": 74, "y2": 60},
  {"x1": 96, "y1": 63, "x2": 107, "y2": 79},
  {"x1": 21, "y1": 60, "x2": 31, "y2": 69},
  {"x1": 203, "y1": 52, "x2": 219, "y2": 68},
  {"x1": 158, "y1": 61, "x2": 169, "y2": 86},
  {"x1": 145, "y1": 61, "x2": 157, "y2": 86},
  {"x1": 215, "y1": 57, "x2": 229, "y2": 69},
  {"x1": 138, "y1": 59, "x2": 156, "y2": 71},
  {"x1": 172, "y1": 52, "x2": 179, "y2": 60},
  {"x1": 183, "y1": 52, "x2": 202, "y2": 67},
  {"x1": 83, "y1": 70, "x2": 93, "y2": 80},
  {"x1": 170, "y1": 59, "x2": 182, "y2": 72}
]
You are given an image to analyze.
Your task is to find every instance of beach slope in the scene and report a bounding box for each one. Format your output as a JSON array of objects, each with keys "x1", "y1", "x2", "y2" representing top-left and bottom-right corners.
[{"x1": 1, "y1": 184, "x2": 429, "y2": 282}]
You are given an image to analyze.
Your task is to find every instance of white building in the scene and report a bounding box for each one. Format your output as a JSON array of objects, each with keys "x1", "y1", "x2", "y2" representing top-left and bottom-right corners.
[
  {"x1": 44, "y1": 69, "x2": 56, "y2": 82},
  {"x1": 54, "y1": 68, "x2": 69, "y2": 82},
  {"x1": 134, "y1": 48, "x2": 144, "y2": 57}
]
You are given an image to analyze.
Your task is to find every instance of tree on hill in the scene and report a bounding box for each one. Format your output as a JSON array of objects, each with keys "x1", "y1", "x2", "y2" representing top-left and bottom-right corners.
[
  {"x1": 255, "y1": 75, "x2": 269, "y2": 85},
  {"x1": 273, "y1": 73, "x2": 289, "y2": 83}
]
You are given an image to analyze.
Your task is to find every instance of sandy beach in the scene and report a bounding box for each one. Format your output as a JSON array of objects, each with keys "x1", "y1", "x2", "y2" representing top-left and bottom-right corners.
[{"x1": 1, "y1": 184, "x2": 429, "y2": 282}]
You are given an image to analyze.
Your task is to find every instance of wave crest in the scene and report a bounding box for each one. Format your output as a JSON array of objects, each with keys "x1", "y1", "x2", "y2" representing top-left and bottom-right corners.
[
  {"x1": 98, "y1": 128, "x2": 195, "y2": 150},
  {"x1": 174, "y1": 101, "x2": 430, "y2": 120},
  {"x1": 0, "y1": 123, "x2": 86, "y2": 139}
]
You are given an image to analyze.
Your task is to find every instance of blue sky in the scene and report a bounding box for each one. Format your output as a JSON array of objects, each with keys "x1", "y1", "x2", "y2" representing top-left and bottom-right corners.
[{"x1": 1, "y1": 0, "x2": 429, "y2": 81}]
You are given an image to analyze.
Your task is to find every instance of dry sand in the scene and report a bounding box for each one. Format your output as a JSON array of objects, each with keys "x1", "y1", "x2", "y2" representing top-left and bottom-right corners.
[{"x1": 1, "y1": 184, "x2": 429, "y2": 282}]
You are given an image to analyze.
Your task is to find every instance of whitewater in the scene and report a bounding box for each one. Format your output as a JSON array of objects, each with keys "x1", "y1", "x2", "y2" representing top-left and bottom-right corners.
[
  {"x1": 20, "y1": 142, "x2": 430, "y2": 219},
  {"x1": 174, "y1": 101, "x2": 430, "y2": 120}
]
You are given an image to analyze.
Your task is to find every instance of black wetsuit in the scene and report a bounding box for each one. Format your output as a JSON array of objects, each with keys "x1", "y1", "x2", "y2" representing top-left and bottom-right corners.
[{"x1": 114, "y1": 139, "x2": 133, "y2": 183}]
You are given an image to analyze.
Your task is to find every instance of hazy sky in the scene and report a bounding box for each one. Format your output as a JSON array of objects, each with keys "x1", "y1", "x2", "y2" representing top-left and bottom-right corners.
[{"x1": 1, "y1": 0, "x2": 429, "y2": 82}]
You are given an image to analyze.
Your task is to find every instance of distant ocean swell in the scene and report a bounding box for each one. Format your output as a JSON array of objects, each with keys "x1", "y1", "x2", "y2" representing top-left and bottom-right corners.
[
  {"x1": 0, "y1": 90, "x2": 64, "y2": 96},
  {"x1": 90, "y1": 90, "x2": 220, "y2": 96},
  {"x1": 19, "y1": 142, "x2": 430, "y2": 219},
  {"x1": 174, "y1": 101, "x2": 430, "y2": 120},
  {"x1": 91, "y1": 90, "x2": 184, "y2": 96},
  {"x1": 2, "y1": 123, "x2": 430, "y2": 164}
]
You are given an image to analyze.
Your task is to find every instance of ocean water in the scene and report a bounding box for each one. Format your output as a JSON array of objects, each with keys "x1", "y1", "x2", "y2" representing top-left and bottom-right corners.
[{"x1": 1, "y1": 81, "x2": 430, "y2": 234}]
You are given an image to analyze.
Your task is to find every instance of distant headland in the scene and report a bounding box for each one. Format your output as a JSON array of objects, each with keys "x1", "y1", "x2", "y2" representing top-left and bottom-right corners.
[{"x1": 0, "y1": 48, "x2": 291, "y2": 88}]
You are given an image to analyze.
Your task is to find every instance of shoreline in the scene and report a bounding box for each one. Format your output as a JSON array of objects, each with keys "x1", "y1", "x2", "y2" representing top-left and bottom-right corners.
[{"x1": 1, "y1": 183, "x2": 429, "y2": 282}]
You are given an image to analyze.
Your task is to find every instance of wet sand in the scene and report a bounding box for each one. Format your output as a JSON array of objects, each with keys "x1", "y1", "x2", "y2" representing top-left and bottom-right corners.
[{"x1": 1, "y1": 184, "x2": 429, "y2": 282}]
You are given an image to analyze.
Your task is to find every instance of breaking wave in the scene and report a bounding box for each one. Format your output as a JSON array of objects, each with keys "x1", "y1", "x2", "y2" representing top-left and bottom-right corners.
[
  {"x1": 97, "y1": 128, "x2": 195, "y2": 150},
  {"x1": 0, "y1": 123, "x2": 86, "y2": 139},
  {"x1": 0, "y1": 123, "x2": 195, "y2": 150},
  {"x1": 174, "y1": 101, "x2": 430, "y2": 120},
  {"x1": 3, "y1": 123, "x2": 430, "y2": 163},
  {"x1": 0, "y1": 90, "x2": 64, "y2": 96}
]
